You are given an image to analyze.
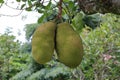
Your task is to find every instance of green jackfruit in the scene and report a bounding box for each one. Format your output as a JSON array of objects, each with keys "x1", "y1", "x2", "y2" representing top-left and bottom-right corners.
[
  {"x1": 32, "y1": 21, "x2": 56, "y2": 64},
  {"x1": 56, "y1": 22, "x2": 84, "y2": 68}
]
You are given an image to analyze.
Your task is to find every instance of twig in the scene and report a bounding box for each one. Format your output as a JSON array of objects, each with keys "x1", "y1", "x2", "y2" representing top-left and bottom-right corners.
[
  {"x1": 0, "y1": 10, "x2": 23, "y2": 17},
  {"x1": 0, "y1": 0, "x2": 51, "y2": 17},
  {"x1": 4, "y1": 3, "x2": 23, "y2": 10},
  {"x1": 53, "y1": 0, "x2": 58, "y2": 3},
  {"x1": 41, "y1": 0, "x2": 44, "y2": 4},
  {"x1": 0, "y1": 3, "x2": 4, "y2": 8}
]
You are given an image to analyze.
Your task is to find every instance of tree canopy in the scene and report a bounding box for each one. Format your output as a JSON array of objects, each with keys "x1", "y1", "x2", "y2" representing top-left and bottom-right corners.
[{"x1": 0, "y1": 0, "x2": 120, "y2": 18}]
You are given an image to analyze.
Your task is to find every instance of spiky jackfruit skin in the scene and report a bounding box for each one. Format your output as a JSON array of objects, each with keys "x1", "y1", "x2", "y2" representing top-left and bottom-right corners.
[
  {"x1": 56, "y1": 22, "x2": 84, "y2": 68},
  {"x1": 32, "y1": 21, "x2": 56, "y2": 64}
]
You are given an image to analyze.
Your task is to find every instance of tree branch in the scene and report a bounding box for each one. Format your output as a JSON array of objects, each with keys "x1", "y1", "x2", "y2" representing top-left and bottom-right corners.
[
  {"x1": 4, "y1": 3, "x2": 22, "y2": 10},
  {"x1": 0, "y1": 10, "x2": 23, "y2": 17}
]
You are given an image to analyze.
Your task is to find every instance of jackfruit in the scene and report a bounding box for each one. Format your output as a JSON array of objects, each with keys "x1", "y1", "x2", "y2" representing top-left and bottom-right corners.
[
  {"x1": 32, "y1": 21, "x2": 56, "y2": 64},
  {"x1": 56, "y1": 22, "x2": 84, "y2": 68}
]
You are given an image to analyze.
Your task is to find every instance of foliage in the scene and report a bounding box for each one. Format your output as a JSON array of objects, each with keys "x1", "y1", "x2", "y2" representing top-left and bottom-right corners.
[
  {"x1": 72, "y1": 12, "x2": 85, "y2": 33},
  {"x1": 26, "y1": 63, "x2": 71, "y2": 80},
  {"x1": 11, "y1": 57, "x2": 72, "y2": 80},
  {"x1": 0, "y1": 0, "x2": 4, "y2": 3},
  {"x1": 83, "y1": 13, "x2": 101, "y2": 29},
  {"x1": 16, "y1": 0, "x2": 101, "y2": 28},
  {"x1": 0, "y1": 33, "x2": 19, "y2": 79},
  {"x1": 24, "y1": 23, "x2": 40, "y2": 41},
  {"x1": 72, "y1": 12, "x2": 102, "y2": 33},
  {"x1": 0, "y1": 30, "x2": 29, "y2": 80},
  {"x1": 20, "y1": 42, "x2": 32, "y2": 53},
  {"x1": 79, "y1": 13, "x2": 120, "y2": 80},
  {"x1": 11, "y1": 57, "x2": 44, "y2": 80}
]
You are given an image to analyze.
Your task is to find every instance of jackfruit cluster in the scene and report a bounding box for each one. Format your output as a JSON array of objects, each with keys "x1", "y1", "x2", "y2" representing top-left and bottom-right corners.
[{"x1": 32, "y1": 21, "x2": 84, "y2": 68}]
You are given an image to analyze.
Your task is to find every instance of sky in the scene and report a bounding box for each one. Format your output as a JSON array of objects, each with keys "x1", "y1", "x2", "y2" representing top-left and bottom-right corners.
[{"x1": 0, "y1": 0, "x2": 40, "y2": 42}]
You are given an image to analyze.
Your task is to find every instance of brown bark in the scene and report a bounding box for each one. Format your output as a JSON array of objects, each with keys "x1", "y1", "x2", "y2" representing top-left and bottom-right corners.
[{"x1": 78, "y1": 0, "x2": 120, "y2": 14}]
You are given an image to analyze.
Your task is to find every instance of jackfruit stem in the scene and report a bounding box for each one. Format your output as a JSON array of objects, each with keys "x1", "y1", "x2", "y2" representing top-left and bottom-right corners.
[{"x1": 57, "y1": 0, "x2": 63, "y2": 19}]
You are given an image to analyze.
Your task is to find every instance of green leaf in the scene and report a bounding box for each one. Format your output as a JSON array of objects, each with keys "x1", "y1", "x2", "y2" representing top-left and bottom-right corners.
[
  {"x1": 21, "y1": 4, "x2": 26, "y2": 9},
  {"x1": 16, "y1": 0, "x2": 21, "y2": 2},
  {"x1": 83, "y1": 13, "x2": 101, "y2": 29},
  {"x1": 37, "y1": 8, "x2": 44, "y2": 13},
  {"x1": 68, "y1": 1, "x2": 74, "y2": 8},
  {"x1": 25, "y1": 7, "x2": 32, "y2": 11},
  {"x1": 64, "y1": 0, "x2": 70, "y2": 2},
  {"x1": 22, "y1": 0, "x2": 27, "y2": 2},
  {"x1": 63, "y1": 14, "x2": 69, "y2": 20},
  {"x1": 37, "y1": 15, "x2": 46, "y2": 23},
  {"x1": 72, "y1": 12, "x2": 85, "y2": 32},
  {"x1": 31, "y1": 0, "x2": 35, "y2": 1},
  {"x1": 28, "y1": 0, "x2": 32, "y2": 6},
  {"x1": 0, "y1": 0, "x2": 4, "y2": 3},
  {"x1": 45, "y1": 1, "x2": 51, "y2": 9}
]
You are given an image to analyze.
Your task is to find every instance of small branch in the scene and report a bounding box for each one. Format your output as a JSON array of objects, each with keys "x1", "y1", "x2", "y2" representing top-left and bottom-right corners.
[
  {"x1": 53, "y1": 0, "x2": 58, "y2": 3},
  {"x1": 41, "y1": 0, "x2": 44, "y2": 4},
  {"x1": 0, "y1": 3, "x2": 4, "y2": 8},
  {"x1": 0, "y1": 10, "x2": 23, "y2": 17},
  {"x1": 4, "y1": 3, "x2": 23, "y2": 10},
  {"x1": 0, "y1": 1, "x2": 37, "y2": 17}
]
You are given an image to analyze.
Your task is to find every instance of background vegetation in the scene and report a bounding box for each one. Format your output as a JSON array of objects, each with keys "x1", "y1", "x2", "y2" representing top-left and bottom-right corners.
[{"x1": 0, "y1": 0, "x2": 120, "y2": 80}]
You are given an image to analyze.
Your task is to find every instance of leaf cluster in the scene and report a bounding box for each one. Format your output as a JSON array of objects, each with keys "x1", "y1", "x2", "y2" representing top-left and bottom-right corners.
[{"x1": 79, "y1": 13, "x2": 120, "y2": 79}]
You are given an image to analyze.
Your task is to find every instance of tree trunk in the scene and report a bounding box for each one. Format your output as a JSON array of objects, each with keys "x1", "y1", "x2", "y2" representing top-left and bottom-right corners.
[{"x1": 78, "y1": 0, "x2": 120, "y2": 14}]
